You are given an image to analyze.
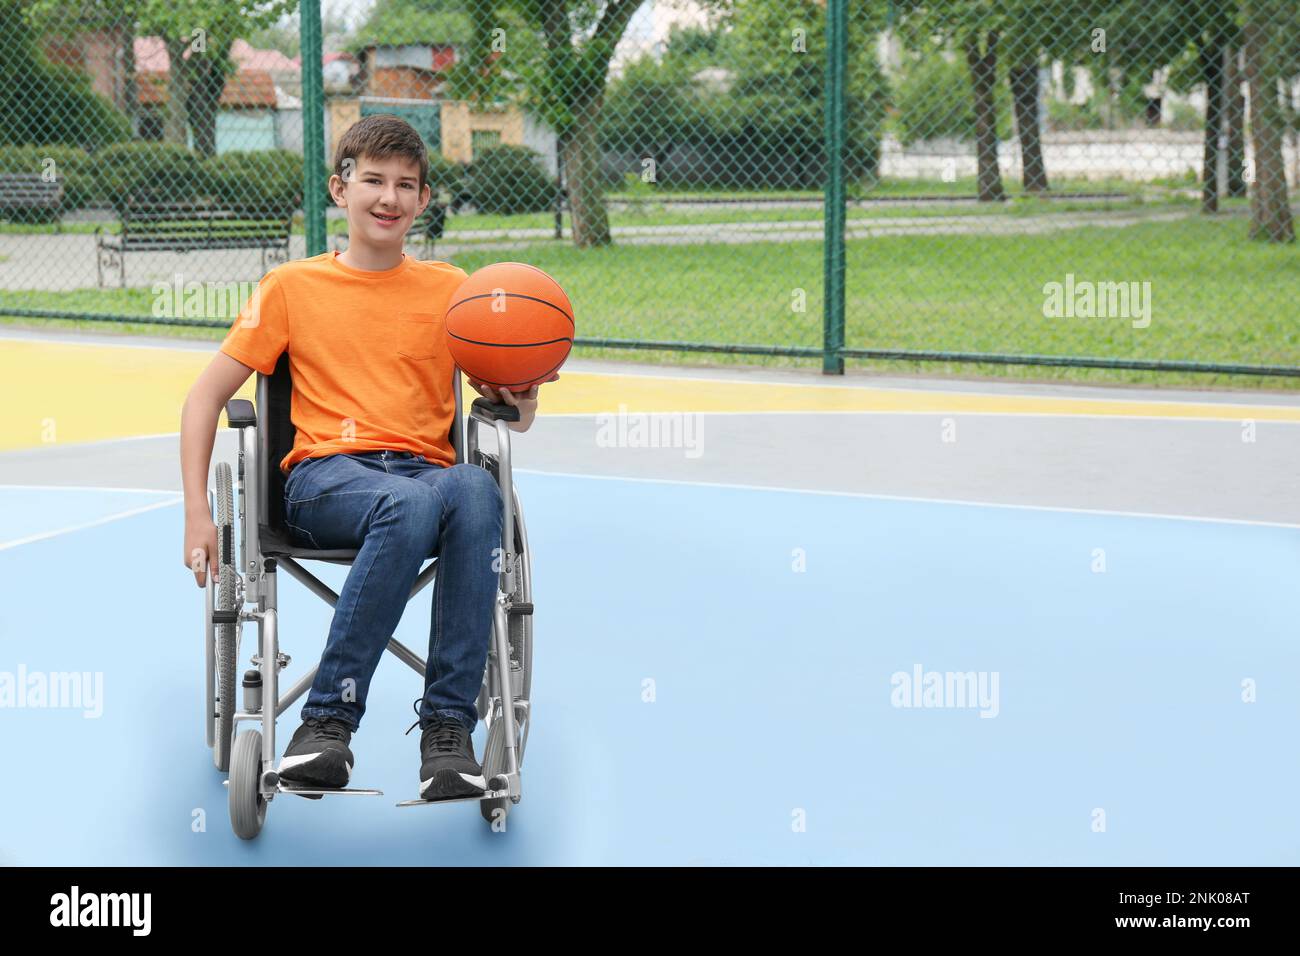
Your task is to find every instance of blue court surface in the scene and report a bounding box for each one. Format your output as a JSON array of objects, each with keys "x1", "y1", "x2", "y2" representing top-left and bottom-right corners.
[{"x1": 1, "y1": 473, "x2": 1298, "y2": 866}]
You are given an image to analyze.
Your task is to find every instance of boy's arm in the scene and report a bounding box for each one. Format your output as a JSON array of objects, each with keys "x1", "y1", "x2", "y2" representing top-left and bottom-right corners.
[{"x1": 180, "y1": 351, "x2": 258, "y2": 587}]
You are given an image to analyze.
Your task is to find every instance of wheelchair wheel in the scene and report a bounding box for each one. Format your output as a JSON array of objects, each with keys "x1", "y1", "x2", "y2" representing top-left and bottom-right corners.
[
  {"x1": 479, "y1": 715, "x2": 511, "y2": 826},
  {"x1": 480, "y1": 493, "x2": 532, "y2": 827},
  {"x1": 507, "y1": 488, "x2": 533, "y2": 738},
  {"x1": 229, "y1": 729, "x2": 267, "y2": 840},
  {"x1": 212, "y1": 462, "x2": 238, "y2": 773}
]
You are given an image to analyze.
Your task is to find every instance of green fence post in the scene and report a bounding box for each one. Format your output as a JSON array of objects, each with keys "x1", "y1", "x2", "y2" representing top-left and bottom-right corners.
[
  {"x1": 301, "y1": 0, "x2": 326, "y2": 257},
  {"x1": 822, "y1": 0, "x2": 847, "y2": 375}
]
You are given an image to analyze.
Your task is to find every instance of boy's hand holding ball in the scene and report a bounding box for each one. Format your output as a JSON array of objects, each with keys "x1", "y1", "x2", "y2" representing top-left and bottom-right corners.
[{"x1": 467, "y1": 372, "x2": 560, "y2": 432}]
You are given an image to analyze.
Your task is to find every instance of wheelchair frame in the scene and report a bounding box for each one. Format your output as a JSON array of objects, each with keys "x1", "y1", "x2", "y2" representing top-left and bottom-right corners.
[{"x1": 205, "y1": 360, "x2": 534, "y2": 840}]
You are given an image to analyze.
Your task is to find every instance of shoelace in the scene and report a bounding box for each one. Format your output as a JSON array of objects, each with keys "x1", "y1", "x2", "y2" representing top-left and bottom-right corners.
[
  {"x1": 304, "y1": 717, "x2": 350, "y2": 741},
  {"x1": 403, "y1": 698, "x2": 466, "y2": 752}
]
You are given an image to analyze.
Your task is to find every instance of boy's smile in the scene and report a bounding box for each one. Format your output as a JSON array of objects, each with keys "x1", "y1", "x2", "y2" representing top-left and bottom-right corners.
[{"x1": 330, "y1": 154, "x2": 430, "y2": 269}]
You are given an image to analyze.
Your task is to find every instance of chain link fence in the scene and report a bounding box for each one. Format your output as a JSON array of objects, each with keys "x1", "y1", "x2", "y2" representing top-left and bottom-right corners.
[{"x1": 0, "y1": 0, "x2": 1296, "y2": 385}]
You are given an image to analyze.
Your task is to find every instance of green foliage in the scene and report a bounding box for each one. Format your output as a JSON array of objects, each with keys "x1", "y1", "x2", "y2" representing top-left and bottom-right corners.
[
  {"x1": 891, "y1": 50, "x2": 1011, "y2": 145},
  {"x1": 426, "y1": 150, "x2": 465, "y2": 193},
  {"x1": 97, "y1": 142, "x2": 205, "y2": 205},
  {"x1": 0, "y1": 144, "x2": 97, "y2": 211},
  {"x1": 465, "y1": 144, "x2": 553, "y2": 214},
  {"x1": 350, "y1": 0, "x2": 474, "y2": 52},
  {"x1": 0, "y1": 2, "x2": 131, "y2": 151},
  {"x1": 602, "y1": 1, "x2": 889, "y2": 189},
  {"x1": 1045, "y1": 97, "x2": 1105, "y2": 132},
  {"x1": 205, "y1": 149, "x2": 303, "y2": 209}
]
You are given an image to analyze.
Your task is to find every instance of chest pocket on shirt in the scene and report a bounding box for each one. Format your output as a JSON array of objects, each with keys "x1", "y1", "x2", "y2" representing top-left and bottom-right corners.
[{"x1": 397, "y1": 312, "x2": 441, "y2": 361}]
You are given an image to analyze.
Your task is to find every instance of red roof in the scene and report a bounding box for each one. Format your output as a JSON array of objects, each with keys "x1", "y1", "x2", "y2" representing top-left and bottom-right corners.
[
  {"x1": 136, "y1": 69, "x2": 277, "y2": 108},
  {"x1": 134, "y1": 36, "x2": 301, "y2": 74}
]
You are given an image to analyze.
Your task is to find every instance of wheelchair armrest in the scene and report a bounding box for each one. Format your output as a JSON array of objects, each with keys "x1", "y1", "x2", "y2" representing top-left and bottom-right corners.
[
  {"x1": 470, "y1": 396, "x2": 520, "y2": 423},
  {"x1": 226, "y1": 399, "x2": 256, "y2": 429}
]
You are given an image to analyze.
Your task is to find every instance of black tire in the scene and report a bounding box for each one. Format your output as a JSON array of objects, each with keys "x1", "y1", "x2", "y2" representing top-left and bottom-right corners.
[
  {"x1": 479, "y1": 717, "x2": 511, "y2": 826},
  {"x1": 213, "y1": 462, "x2": 238, "y2": 773}
]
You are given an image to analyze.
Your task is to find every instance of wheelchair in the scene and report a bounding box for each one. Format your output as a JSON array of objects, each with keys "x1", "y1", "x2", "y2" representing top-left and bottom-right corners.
[{"x1": 203, "y1": 352, "x2": 534, "y2": 840}]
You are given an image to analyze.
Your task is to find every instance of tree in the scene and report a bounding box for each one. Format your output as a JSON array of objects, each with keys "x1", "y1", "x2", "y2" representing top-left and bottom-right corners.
[
  {"x1": 894, "y1": 3, "x2": 1055, "y2": 201},
  {"x1": 22, "y1": 0, "x2": 142, "y2": 135},
  {"x1": 4, "y1": 0, "x2": 133, "y2": 148},
  {"x1": 140, "y1": 0, "x2": 293, "y2": 157},
  {"x1": 447, "y1": 0, "x2": 648, "y2": 246},
  {"x1": 999, "y1": 1, "x2": 1100, "y2": 194},
  {"x1": 1240, "y1": 0, "x2": 1295, "y2": 242},
  {"x1": 602, "y1": 5, "x2": 888, "y2": 191},
  {"x1": 964, "y1": 27, "x2": 1005, "y2": 201},
  {"x1": 27, "y1": 0, "x2": 291, "y2": 156}
]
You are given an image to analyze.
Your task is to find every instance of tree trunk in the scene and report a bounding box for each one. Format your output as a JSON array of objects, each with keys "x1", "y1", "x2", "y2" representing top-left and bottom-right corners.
[
  {"x1": 187, "y1": 50, "x2": 230, "y2": 159},
  {"x1": 562, "y1": 93, "x2": 611, "y2": 247},
  {"x1": 1010, "y1": 60, "x2": 1048, "y2": 192},
  {"x1": 1225, "y1": 45, "x2": 1248, "y2": 197},
  {"x1": 965, "y1": 31, "x2": 1005, "y2": 202},
  {"x1": 1242, "y1": 10, "x2": 1295, "y2": 242},
  {"x1": 162, "y1": 36, "x2": 192, "y2": 147},
  {"x1": 119, "y1": 22, "x2": 138, "y2": 136},
  {"x1": 1200, "y1": 34, "x2": 1225, "y2": 214}
]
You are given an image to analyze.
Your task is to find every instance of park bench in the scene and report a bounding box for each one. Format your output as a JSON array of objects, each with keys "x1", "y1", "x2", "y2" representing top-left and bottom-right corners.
[
  {"x1": 94, "y1": 200, "x2": 293, "y2": 287},
  {"x1": 0, "y1": 172, "x2": 64, "y2": 230}
]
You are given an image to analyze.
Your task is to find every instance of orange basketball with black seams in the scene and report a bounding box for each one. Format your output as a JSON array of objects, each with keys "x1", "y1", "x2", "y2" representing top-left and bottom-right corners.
[{"x1": 444, "y1": 262, "x2": 574, "y2": 392}]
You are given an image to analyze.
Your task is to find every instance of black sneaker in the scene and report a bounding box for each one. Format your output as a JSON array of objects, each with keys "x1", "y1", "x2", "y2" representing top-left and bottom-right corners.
[
  {"x1": 404, "y1": 701, "x2": 485, "y2": 800},
  {"x1": 277, "y1": 716, "x2": 354, "y2": 789}
]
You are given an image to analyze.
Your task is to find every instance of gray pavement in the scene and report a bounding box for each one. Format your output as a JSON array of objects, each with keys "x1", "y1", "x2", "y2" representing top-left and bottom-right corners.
[{"x1": 2, "y1": 402, "x2": 1294, "y2": 525}]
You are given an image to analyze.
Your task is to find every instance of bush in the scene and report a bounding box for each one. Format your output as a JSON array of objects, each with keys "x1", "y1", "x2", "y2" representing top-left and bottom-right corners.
[
  {"x1": 1046, "y1": 97, "x2": 1106, "y2": 132},
  {"x1": 465, "y1": 145, "x2": 554, "y2": 215},
  {"x1": 892, "y1": 52, "x2": 1011, "y2": 146},
  {"x1": 0, "y1": 144, "x2": 96, "y2": 214},
  {"x1": 97, "y1": 142, "x2": 205, "y2": 206},
  {"x1": 426, "y1": 150, "x2": 465, "y2": 194},
  {"x1": 0, "y1": 2, "x2": 131, "y2": 153},
  {"x1": 35, "y1": 63, "x2": 134, "y2": 152},
  {"x1": 205, "y1": 149, "x2": 303, "y2": 209},
  {"x1": 1167, "y1": 101, "x2": 1203, "y2": 133}
]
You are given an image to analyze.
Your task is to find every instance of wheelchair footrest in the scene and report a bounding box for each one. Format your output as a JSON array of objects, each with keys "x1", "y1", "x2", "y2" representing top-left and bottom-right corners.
[
  {"x1": 396, "y1": 788, "x2": 509, "y2": 808},
  {"x1": 278, "y1": 783, "x2": 384, "y2": 800}
]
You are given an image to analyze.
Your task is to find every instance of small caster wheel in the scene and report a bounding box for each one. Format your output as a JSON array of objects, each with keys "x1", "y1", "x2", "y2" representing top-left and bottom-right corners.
[
  {"x1": 229, "y1": 730, "x2": 268, "y2": 840},
  {"x1": 479, "y1": 720, "x2": 512, "y2": 826}
]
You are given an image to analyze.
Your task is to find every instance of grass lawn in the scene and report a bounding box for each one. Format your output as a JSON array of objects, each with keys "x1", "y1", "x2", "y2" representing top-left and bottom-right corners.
[{"x1": 2, "y1": 212, "x2": 1295, "y2": 392}]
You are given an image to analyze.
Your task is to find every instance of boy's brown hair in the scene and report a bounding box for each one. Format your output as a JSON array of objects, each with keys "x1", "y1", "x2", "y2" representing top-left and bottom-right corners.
[{"x1": 333, "y1": 114, "x2": 429, "y2": 189}]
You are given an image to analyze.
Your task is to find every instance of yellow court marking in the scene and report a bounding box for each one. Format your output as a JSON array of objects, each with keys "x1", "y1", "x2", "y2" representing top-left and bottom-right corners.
[{"x1": 1, "y1": 338, "x2": 1298, "y2": 453}]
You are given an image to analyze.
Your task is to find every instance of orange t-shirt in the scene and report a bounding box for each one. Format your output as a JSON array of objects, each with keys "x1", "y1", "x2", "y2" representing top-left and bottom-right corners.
[{"x1": 220, "y1": 250, "x2": 468, "y2": 476}]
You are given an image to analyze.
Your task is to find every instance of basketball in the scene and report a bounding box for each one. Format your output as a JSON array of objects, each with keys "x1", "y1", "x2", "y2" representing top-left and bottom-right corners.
[{"x1": 444, "y1": 262, "x2": 574, "y2": 392}]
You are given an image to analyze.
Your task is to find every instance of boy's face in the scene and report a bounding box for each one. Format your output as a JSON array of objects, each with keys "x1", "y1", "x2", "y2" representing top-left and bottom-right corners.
[{"x1": 329, "y1": 153, "x2": 430, "y2": 251}]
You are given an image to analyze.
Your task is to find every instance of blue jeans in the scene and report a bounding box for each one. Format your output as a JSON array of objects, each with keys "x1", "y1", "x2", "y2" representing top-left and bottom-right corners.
[{"x1": 282, "y1": 451, "x2": 503, "y2": 733}]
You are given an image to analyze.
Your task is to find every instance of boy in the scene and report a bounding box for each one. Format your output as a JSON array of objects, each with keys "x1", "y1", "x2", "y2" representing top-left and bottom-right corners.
[{"x1": 179, "y1": 114, "x2": 555, "y2": 800}]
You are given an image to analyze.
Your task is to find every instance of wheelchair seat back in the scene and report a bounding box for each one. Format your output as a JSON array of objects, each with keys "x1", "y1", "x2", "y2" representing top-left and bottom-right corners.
[{"x1": 254, "y1": 351, "x2": 464, "y2": 551}]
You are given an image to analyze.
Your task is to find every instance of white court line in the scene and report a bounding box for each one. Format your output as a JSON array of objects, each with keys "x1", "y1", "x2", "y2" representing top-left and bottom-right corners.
[
  {"x1": 513, "y1": 467, "x2": 1300, "y2": 531},
  {"x1": 0, "y1": 470, "x2": 1290, "y2": 549},
  {"x1": 6, "y1": 332, "x2": 1297, "y2": 412},
  {"x1": 2, "y1": 431, "x2": 185, "y2": 452},
  {"x1": 0, "y1": 496, "x2": 183, "y2": 552}
]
